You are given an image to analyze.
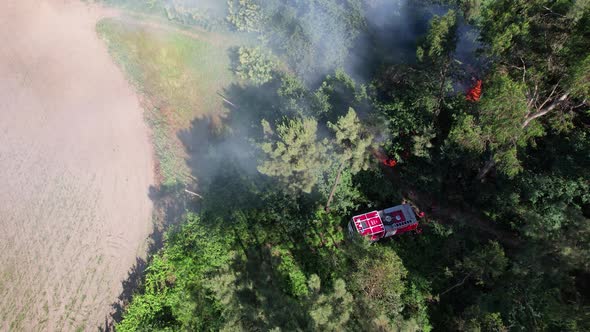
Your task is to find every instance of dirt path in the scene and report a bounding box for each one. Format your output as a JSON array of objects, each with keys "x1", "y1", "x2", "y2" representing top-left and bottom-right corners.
[{"x1": 0, "y1": 1, "x2": 154, "y2": 330}]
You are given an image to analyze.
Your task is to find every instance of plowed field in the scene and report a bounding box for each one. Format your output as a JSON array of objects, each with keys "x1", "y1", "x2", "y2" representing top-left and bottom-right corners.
[{"x1": 0, "y1": 1, "x2": 154, "y2": 330}]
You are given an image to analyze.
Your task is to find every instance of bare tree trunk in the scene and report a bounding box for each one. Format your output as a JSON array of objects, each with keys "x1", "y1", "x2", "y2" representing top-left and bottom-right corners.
[
  {"x1": 439, "y1": 272, "x2": 473, "y2": 297},
  {"x1": 435, "y1": 61, "x2": 451, "y2": 117},
  {"x1": 325, "y1": 162, "x2": 346, "y2": 212},
  {"x1": 216, "y1": 91, "x2": 239, "y2": 108},
  {"x1": 522, "y1": 93, "x2": 569, "y2": 128},
  {"x1": 477, "y1": 157, "x2": 496, "y2": 181},
  {"x1": 184, "y1": 189, "x2": 203, "y2": 199}
]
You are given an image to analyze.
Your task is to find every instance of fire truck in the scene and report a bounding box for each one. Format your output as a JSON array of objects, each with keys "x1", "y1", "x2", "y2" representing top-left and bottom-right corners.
[{"x1": 348, "y1": 204, "x2": 419, "y2": 242}]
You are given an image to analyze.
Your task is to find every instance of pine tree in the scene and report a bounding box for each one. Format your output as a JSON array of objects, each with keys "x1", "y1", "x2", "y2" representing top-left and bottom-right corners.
[
  {"x1": 325, "y1": 108, "x2": 374, "y2": 210},
  {"x1": 258, "y1": 117, "x2": 331, "y2": 193}
]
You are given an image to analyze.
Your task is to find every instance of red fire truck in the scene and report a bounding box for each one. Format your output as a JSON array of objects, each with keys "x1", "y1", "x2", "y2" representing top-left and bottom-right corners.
[{"x1": 348, "y1": 204, "x2": 419, "y2": 242}]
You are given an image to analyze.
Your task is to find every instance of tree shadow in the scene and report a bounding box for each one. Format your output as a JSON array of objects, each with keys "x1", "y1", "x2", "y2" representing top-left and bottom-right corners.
[
  {"x1": 176, "y1": 78, "x2": 296, "y2": 195},
  {"x1": 222, "y1": 80, "x2": 286, "y2": 128}
]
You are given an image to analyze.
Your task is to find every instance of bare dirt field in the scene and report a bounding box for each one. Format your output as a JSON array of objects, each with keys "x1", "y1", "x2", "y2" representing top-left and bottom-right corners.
[{"x1": 0, "y1": 1, "x2": 154, "y2": 330}]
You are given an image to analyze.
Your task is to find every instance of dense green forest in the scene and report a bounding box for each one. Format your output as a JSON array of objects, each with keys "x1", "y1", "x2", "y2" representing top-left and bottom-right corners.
[{"x1": 105, "y1": 0, "x2": 589, "y2": 331}]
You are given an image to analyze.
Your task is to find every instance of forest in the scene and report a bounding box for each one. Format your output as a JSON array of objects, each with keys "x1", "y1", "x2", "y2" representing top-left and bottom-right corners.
[{"x1": 107, "y1": 0, "x2": 590, "y2": 331}]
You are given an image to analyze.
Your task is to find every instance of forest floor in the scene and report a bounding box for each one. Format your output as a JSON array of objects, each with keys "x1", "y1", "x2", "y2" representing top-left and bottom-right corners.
[
  {"x1": 0, "y1": 1, "x2": 154, "y2": 330},
  {"x1": 404, "y1": 186, "x2": 522, "y2": 249}
]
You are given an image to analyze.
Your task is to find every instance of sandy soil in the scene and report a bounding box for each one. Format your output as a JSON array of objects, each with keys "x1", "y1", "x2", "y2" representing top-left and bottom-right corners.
[{"x1": 0, "y1": 1, "x2": 154, "y2": 330}]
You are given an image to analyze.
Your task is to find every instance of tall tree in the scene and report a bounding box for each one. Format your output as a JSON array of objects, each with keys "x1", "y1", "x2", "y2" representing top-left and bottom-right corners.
[
  {"x1": 306, "y1": 275, "x2": 354, "y2": 331},
  {"x1": 258, "y1": 117, "x2": 331, "y2": 193},
  {"x1": 227, "y1": 0, "x2": 261, "y2": 32},
  {"x1": 235, "y1": 46, "x2": 275, "y2": 85},
  {"x1": 417, "y1": 9, "x2": 459, "y2": 117},
  {"x1": 448, "y1": 73, "x2": 541, "y2": 177},
  {"x1": 324, "y1": 108, "x2": 375, "y2": 211},
  {"x1": 464, "y1": 0, "x2": 590, "y2": 179}
]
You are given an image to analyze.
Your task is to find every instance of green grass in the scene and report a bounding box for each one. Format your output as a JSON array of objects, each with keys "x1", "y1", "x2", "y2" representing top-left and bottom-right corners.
[{"x1": 97, "y1": 17, "x2": 234, "y2": 185}]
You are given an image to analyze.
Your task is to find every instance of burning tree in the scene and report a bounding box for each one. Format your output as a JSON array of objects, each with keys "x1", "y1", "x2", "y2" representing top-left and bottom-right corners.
[
  {"x1": 466, "y1": 80, "x2": 482, "y2": 102},
  {"x1": 449, "y1": 0, "x2": 589, "y2": 180}
]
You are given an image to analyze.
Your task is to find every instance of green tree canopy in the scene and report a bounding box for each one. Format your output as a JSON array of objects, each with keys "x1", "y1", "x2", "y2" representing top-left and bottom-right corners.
[
  {"x1": 258, "y1": 117, "x2": 330, "y2": 193},
  {"x1": 235, "y1": 46, "x2": 275, "y2": 85},
  {"x1": 227, "y1": 0, "x2": 261, "y2": 32},
  {"x1": 447, "y1": 0, "x2": 590, "y2": 178},
  {"x1": 307, "y1": 275, "x2": 354, "y2": 331},
  {"x1": 449, "y1": 73, "x2": 542, "y2": 177},
  {"x1": 417, "y1": 10, "x2": 458, "y2": 62},
  {"x1": 328, "y1": 107, "x2": 375, "y2": 174}
]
